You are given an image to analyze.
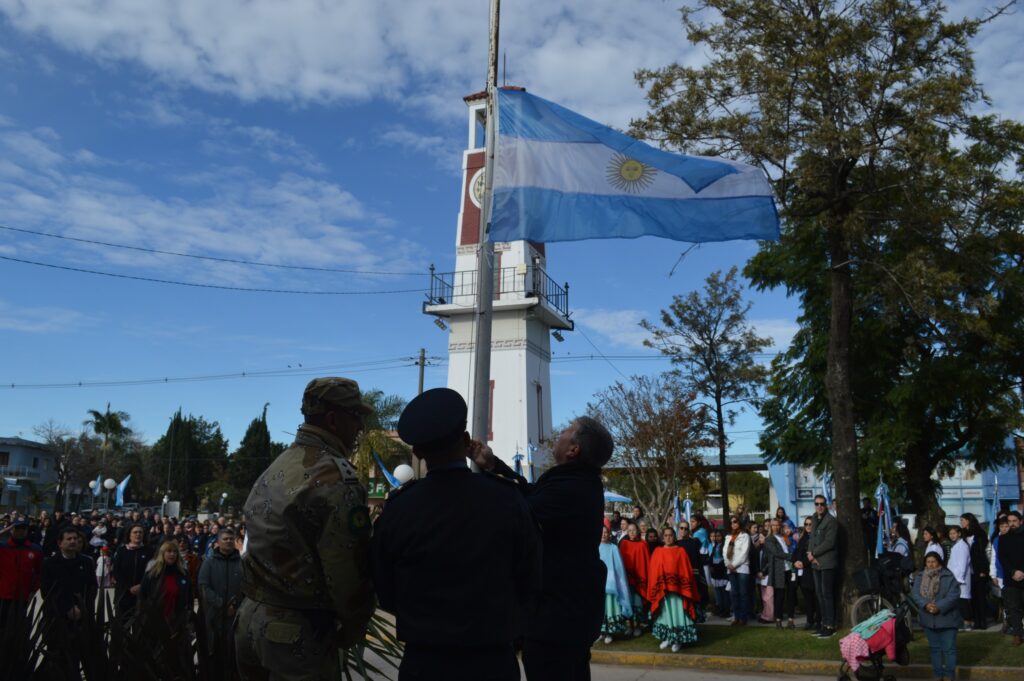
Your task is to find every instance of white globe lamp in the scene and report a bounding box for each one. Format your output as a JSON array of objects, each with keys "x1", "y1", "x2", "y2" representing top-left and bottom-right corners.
[{"x1": 393, "y1": 464, "x2": 415, "y2": 485}]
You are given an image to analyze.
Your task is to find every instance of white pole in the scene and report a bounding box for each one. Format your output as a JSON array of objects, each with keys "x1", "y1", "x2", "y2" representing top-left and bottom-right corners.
[{"x1": 470, "y1": 0, "x2": 500, "y2": 450}]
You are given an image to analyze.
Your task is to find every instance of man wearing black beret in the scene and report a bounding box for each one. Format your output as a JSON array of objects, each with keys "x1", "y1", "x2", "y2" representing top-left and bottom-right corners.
[
  {"x1": 470, "y1": 416, "x2": 613, "y2": 681},
  {"x1": 371, "y1": 388, "x2": 541, "y2": 681}
]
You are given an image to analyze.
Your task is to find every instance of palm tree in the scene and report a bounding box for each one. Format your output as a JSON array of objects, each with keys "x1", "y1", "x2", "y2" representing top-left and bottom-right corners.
[
  {"x1": 352, "y1": 390, "x2": 409, "y2": 486},
  {"x1": 83, "y1": 403, "x2": 133, "y2": 468}
]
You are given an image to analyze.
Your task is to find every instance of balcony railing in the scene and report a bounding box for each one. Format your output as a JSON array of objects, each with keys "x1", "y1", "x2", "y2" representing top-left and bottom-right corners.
[
  {"x1": 427, "y1": 264, "x2": 570, "y2": 319},
  {"x1": 0, "y1": 466, "x2": 42, "y2": 480}
]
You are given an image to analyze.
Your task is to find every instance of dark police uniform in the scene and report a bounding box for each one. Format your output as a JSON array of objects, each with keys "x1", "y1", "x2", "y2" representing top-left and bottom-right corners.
[
  {"x1": 370, "y1": 388, "x2": 541, "y2": 681},
  {"x1": 489, "y1": 455, "x2": 606, "y2": 681}
]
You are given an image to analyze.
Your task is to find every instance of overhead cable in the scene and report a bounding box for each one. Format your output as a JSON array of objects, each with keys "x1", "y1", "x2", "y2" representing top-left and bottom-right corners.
[
  {"x1": 0, "y1": 255, "x2": 427, "y2": 295},
  {"x1": 0, "y1": 223, "x2": 422, "y2": 276}
]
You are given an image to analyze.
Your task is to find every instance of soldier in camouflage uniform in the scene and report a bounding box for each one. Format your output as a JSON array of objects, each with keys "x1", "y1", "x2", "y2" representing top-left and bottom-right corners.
[{"x1": 235, "y1": 377, "x2": 376, "y2": 681}]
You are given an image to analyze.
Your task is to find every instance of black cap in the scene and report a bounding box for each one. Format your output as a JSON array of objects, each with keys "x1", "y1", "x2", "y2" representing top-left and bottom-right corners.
[{"x1": 397, "y1": 388, "x2": 468, "y2": 448}]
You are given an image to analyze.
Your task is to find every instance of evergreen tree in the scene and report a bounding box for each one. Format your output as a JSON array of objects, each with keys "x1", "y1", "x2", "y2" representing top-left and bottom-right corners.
[{"x1": 228, "y1": 404, "x2": 285, "y2": 493}]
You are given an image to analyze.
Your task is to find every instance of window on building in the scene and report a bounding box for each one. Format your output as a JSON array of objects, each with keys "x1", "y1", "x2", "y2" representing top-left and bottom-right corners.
[
  {"x1": 32, "y1": 457, "x2": 39, "y2": 469},
  {"x1": 0, "y1": 451, "x2": 8, "y2": 466},
  {"x1": 964, "y1": 469, "x2": 977, "y2": 481}
]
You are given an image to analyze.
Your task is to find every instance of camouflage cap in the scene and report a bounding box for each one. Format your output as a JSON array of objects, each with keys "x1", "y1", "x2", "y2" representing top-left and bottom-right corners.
[{"x1": 301, "y1": 377, "x2": 374, "y2": 417}]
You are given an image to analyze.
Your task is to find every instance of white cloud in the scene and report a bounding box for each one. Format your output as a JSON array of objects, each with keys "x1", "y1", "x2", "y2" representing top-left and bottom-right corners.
[
  {"x1": 378, "y1": 125, "x2": 461, "y2": 174},
  {"x1": 0, "y1": 0, "x2": 695, "y2": 125},
  {"x1": 575, "y1": 307, "x2": 652, "y2": 349},
  {"x1": 0, "y1": 113, "x2": 14, "y2": 127},
  {"x1": 750, "y1": 318, "x2": 799, "y2": 350},
  {"x1": 0, "y1": 123, "x2": 424, "y2": 287},
  {"x1": 0, "y1": 298, "x2": 88, "y2": 333}
]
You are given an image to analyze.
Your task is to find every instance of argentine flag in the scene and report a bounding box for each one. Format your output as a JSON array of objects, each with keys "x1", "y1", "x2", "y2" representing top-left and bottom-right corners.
[{"x1": 490, "y1": 88, "x2": 779, "y2": 244}]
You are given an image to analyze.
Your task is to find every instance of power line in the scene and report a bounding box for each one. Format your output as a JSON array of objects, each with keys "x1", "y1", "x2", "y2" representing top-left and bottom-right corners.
[
  {"x1": 0, "y1": 223, "x2": 423, "y2": 276},
  {"x1": 574, "y1": 327, "x2": 628, "y2": 380},
  {"x1": 0, "y1": 255, "x2": 428, "y2": 295},
  {"x1": 2, "y1": 356, "x2": 447, "y2": 390}
]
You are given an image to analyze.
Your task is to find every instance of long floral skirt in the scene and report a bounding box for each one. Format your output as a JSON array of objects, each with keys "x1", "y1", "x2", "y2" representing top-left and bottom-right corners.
[
  {"x1": 652, "y1": 593, "x2": 698, "y2": 646},
  {"x1": 601, "y1": 594, "x2": 632, "y2": 636},
  {"x1": 630, "y1": 590, "x2": 651, "y2": 626}
]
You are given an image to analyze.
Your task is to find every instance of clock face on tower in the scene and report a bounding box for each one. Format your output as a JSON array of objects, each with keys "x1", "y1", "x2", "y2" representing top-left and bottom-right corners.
[{"x1": 469, "y1": 168, "x2": 486, "y2": 208}]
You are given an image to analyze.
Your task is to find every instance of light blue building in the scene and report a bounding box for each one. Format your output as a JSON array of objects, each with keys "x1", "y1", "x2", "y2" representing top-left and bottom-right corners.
[
  {"x1": 0, "y1": 436, "x2": 58, "y2": 510},
  {"x1": 768, "y1": 447, "x2": 1021, "y2": 528}
]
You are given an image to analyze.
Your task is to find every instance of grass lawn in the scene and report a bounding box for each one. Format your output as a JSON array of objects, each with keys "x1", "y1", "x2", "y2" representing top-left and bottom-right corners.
[{"x1": 597, "y1": 625, "x2": 1022, "y2": 668}]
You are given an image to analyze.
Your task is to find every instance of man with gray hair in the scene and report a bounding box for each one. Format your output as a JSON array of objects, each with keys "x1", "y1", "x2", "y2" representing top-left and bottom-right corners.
[{"x1": 471, "y1": 415, "x2": 614, "y2": 681}]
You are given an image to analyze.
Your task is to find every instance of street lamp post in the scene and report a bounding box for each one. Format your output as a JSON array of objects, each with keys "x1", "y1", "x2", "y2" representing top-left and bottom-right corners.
[
  {"x1": 219, "y1": 492, "x2": 228, "y2": 512},
  {"x1": 103, "y1": 478, "x2": 116, "y2": 511},
  {"x1": 162, "y1": 494, "x2": 169, "y2": 518}
]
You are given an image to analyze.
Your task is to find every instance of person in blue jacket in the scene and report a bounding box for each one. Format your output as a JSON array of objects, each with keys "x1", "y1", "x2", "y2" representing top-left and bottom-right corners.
[{"x1": 910, "y1": 552, "x2": 963, "y2": 681}]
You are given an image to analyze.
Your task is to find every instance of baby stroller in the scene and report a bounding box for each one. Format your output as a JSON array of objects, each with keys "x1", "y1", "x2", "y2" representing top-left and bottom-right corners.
[{"x1": 837, "y1": 601, "x2": 912, "y2": 681}]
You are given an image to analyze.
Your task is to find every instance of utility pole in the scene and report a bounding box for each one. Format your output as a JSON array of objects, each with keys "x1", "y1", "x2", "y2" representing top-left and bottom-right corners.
[
  {"x1": 470, "y1": 0, "x2": 500, "y2": 452},
  {"x1": 166, "y1": 412, "x2": 176, "y2": 499},
  {"x1": 417, "y1": 348, "x2": 426, "y2": 395}
]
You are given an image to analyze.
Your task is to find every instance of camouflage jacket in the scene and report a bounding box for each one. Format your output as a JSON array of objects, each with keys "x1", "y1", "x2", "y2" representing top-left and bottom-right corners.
[{"x1": 240, "y1": 424, "x2": 374, "y2": 636}]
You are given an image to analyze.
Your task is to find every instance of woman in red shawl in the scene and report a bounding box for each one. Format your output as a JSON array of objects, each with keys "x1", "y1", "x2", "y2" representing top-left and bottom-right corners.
[
  {"x1": 617, "y1": 522, "x2": 651, "y2": 635},
  {"x1": 648, "y1": 527, "x2": 700, "y2": 651}
]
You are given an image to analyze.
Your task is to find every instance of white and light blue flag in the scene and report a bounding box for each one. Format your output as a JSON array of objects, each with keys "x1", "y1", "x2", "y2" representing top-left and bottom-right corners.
[
  {"x1": 92, "y1": 473, "x2": 103, "y2": 497},
  {"x1": 491, "y1": 88, "x2": 780, "y2": 244},
  {"x1": 372, "y1": 451, "x2": 400, "y2": 488},
  {"x1": 115, "y1": 474, "x2": 131, "y2": 507}
]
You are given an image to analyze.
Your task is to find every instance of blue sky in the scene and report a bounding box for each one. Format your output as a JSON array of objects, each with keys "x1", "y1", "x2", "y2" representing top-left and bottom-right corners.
[{"x1": 1, "y1": 1, "x2": 1020, "y2": 456}]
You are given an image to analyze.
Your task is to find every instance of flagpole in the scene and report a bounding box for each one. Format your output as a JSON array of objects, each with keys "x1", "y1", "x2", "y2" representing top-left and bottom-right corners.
[{"x1": 471, "y1": 0, "x2": 500, "y2": 454}]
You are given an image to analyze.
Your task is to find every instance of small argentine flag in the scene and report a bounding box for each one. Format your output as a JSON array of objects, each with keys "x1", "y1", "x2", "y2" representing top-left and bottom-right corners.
[{"x1": 491, "y1": 88, "x2": 779, "y2": 244}]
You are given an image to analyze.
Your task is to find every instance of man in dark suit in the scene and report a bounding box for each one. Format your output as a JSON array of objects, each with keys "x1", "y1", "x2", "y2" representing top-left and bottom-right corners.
[
  {"x1": 371, "y1": 388, "x2": 541, "y2": 681},
  {"x1": 471, "y1": 416, "x2": 613, "y2": 681}
]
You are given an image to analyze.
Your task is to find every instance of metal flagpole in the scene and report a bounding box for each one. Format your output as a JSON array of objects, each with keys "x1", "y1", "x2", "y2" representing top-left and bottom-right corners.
[{"x1": 470, "y1": 0, "x2": 500, "y2": 452}]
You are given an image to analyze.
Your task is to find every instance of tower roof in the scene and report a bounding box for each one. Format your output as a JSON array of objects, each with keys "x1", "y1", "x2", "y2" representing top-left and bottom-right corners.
[{"x1": 463, "y1": 85, "x2": 526, "y2": 104}]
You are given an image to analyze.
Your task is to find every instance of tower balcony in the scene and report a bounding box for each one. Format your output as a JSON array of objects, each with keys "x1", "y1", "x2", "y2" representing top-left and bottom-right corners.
[{"x1": 423, "y1": 264, "x2": 574, "y2": 331}]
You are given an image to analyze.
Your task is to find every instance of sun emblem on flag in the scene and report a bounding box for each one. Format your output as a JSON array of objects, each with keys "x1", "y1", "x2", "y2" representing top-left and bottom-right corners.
[{"x1": 607, "y1": 153, "x2": 657, "y2": 193}]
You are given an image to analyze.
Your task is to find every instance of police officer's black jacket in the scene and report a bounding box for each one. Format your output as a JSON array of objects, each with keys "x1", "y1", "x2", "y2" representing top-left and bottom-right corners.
[
  {"x1": 491, "y1": 458, "x2": 606, "y2": 645},
  {"x1": 370, "y1": 466, "x2": 541, "y2": 647}
]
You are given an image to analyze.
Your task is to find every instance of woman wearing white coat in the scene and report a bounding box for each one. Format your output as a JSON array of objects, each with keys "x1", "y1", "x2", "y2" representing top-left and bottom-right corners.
[
  {"x1": 946, "y1": 525, "x2": 972, "y2": 628},
  {"x1": 724, "y1": 516, "x2": 752, "y2": 625}
]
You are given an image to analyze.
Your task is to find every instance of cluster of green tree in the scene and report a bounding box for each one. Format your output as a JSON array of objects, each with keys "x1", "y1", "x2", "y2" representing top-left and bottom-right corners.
[
  {"x1": 32, "y1": 388, "x2": 408, "y2": 512},
  {"x1": 632, "y1": 0, "x2": 1023, "y2": 602}
]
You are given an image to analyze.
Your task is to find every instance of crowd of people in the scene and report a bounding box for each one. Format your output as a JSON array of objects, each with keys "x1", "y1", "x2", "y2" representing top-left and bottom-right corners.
[
  {"x1": 599, "y1": 498, "x2": 838, "y2": 648},
  {"x1": 0, "y1": 506, "x2": 245, "y2": 679},
  {"x1": 598, "y1": 499, "x2": 1024, "y2": 662},
  {"x1": 1, "y1": 374, "x2": 1023, "y2": 681}
]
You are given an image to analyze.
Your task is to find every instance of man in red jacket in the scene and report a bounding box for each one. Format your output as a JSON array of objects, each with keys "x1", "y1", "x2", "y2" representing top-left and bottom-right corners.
[{"x1": 0, "y1": 519, "x2": 44, "y2": 658}]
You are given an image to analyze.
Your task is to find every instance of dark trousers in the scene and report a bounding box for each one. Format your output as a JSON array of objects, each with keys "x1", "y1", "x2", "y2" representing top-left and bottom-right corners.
[
  {"x1": 1003, "y1": 586, "x2": 1023, "y2": 636},
  {"x1": 970, "y1": 577, "x2": 989, "y2": 628},
  {"x1": 728, "y1": 572, "x2": 751, "y2": 623},
  {"x1": 959, "y1": 597, "x2": 972, "y2": 624},
  {"x1": 773, "y1": 579, "x2": 796, "y2": 620},
  {"x1": 800, "y1": 584, "x2": 819, "y2": 625},
  {"x1": 522, "y1": 639, "x2": 591, "y2": 681},
  {"x1": 813, "y1": 568, "x2": 836, "y2": 629},
  {"x1": 399, "y1": 643, "x2": 519, "y2": 681}
]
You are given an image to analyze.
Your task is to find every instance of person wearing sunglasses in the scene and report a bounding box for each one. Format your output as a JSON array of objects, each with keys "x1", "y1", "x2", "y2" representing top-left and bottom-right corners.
[{"x1": 807, "y1": 495, "x2": 838, "y2": 637}]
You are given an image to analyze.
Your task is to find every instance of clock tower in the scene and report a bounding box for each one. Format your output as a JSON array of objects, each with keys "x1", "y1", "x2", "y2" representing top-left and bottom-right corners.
[{"x1": 423, "y1": 89, "x2": 573, "y2": 476}]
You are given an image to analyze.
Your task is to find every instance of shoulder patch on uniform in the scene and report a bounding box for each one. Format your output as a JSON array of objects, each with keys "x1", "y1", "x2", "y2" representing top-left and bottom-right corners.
[{"x1": 348, "y1": 505, "x2": 371, "y2": 536}]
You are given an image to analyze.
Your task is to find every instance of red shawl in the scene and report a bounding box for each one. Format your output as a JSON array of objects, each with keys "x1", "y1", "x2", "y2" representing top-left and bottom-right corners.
[
  {"x1": 618, "y1": 538, "x2": 650, "y2": 597},
  {"x1": 647, "y1": 545, "x2": 699, "y2": 618}
]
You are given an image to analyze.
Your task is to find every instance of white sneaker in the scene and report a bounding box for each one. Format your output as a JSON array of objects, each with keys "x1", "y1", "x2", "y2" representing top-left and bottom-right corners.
[
  {"x1": 659, "y1": 640, "x2": 670, "y2": 650},
  {"x1": 671, "y1": 643, "x2": 681, "y2": 652},
  {"x1": 632, "y1": 627, "x2": 643, "y2": 637},
  {"x1": 603, "y1": 635, "x2": 613, "y2": 644}
]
